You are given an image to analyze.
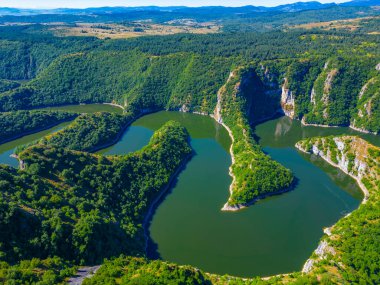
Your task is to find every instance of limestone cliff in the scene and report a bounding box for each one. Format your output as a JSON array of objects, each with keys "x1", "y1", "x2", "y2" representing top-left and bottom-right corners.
[
  {"x1": 296, "y1": 135, "x2": 380, "y2": 278},
  {"x1": 216, "y1": 67, "x2": 293, "y2": 210},
  {"x1": 280, "y1": 78, "x2": 295, "y2": 118}
]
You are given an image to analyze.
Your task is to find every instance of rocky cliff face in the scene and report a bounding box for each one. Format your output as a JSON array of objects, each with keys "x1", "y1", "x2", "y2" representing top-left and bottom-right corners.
[
  {"x1": 280, "y1": 78, "x2": 295, "y2": 118},
  {"x1": 215, "y1": 66, "x2": 293, "y2": 210},
  {"x1": 267, "y1": 57, "x2": 380, "y2": 133},
  {"x1": 295, "y1": 135, "x2": 380, "y2": 201},
  {"x1": 350, "y1": 73, "x2": 380, "y2": 134},
  {"x1": 296, "y1": 135, "x2": 380, "y2": 277}
]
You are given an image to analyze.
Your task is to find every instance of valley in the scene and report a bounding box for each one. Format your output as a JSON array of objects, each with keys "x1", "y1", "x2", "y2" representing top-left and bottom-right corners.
[{"x1": 0, "y1": 1, "x2": 380, "y2": 284}]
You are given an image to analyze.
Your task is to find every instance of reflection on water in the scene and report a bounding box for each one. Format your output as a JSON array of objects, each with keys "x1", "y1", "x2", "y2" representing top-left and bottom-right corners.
[
  {"x1": 0, "y1": 110, "x2": 370, "y2": 277},
  {"x1": 105, "y1": 112, "x2": 362, "y2": 277},
  {"x1": 256, "y1": 116, "x2": 380, "y2": 148}
]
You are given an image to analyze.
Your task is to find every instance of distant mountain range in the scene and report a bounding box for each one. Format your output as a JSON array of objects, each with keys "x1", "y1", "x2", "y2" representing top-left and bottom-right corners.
[{"x1": 0, "y1": 0, "x2": 379, "y2": 16}]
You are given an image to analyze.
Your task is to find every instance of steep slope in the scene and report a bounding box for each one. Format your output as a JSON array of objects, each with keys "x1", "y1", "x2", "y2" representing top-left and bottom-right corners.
[
  {"x1": 296, "y1": 136, "x2": 380, "y2": 283},
  {"x1": 275, "y1": 56, "x2": 380, "y2": 133},
  {"x1": 351, "y1": 73, "x2": 380, "y2": 133},
  {"x1": 0, "y1": 50, "x2": 232, "y2": 114},
  {"x1": 0, "y1": 121, "x2": 192, "y2": 265},
  {"x1": 216, "y1": 67, "x2": 294, "y2": 210}
]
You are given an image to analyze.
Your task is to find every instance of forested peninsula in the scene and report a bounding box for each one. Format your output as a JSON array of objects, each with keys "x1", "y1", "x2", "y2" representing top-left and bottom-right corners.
[
  {"x1": 0, "y1": 2, "x2": 380, "y2": 284},
  {"x1": 0, "y1": 121, "x2": 192, "y2": 275}
]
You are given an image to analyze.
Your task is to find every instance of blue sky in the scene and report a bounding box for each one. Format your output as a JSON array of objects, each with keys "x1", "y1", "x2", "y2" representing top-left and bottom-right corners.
[{"x1": 1, "y1": 0, "x2": 347, "y2": 9}]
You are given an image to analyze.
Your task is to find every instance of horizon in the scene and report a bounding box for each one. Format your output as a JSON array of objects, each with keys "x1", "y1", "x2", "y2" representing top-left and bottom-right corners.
[{"x1": 0, "y1": 0, "x2": 348, "y2": 9}]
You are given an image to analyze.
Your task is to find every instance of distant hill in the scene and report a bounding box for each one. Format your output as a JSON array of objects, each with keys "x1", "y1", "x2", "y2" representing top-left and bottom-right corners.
[
  {"x1": 0, "y1": 0, "x2": 378, "y2": 17},
  {"x1": 342, "y1": 0, "x2": 380, "y2": 6}
]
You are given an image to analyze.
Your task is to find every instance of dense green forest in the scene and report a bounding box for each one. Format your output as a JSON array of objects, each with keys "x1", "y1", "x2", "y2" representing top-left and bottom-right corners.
[
  {"x1": 0, "y1": 110, "x2": 76, "y2": 144},
  {"x1": 1, "y1": 2, "x2": 380, "y2": 284},
  {"x1": 40, "y1": 112, "x2": 131, "y2": 152},
  {"x1": 81, "y1": 255, "x2": 324, "y2": 285},
  {"x1": 0, "y1": 121, "x2": 191, "y2": 267},
  {"x1": 0, "y1": 27, "x2": 379, "y2": 132},
  {"x1": 218, "y1": 67, "x2": 294, "y2": 208}
]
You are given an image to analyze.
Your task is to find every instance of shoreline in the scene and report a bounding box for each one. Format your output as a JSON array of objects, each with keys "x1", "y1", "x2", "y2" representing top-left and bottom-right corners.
[
  {"x1": 295, "y1": 143, "x2": 369, "y2": 203},
  {"x1": 349, "y1": 124, "x2": 378, "y2": 135},
  {"x1": 143, "y1": 153, "x2": 193, "y2": 254},
  {"x1": 0, "y1": 117, "x2": 76, "y2": 146},
  {"x1": 10, "y1": 154, "x2": 25, "y2": 170},
  {"x1": 299, "y1": 116, "x2": 378, "y2": 135},
  {"x1": 102, "y1": 102, "x2": 125, "y2": 111},
  {"x1": 295, "y1": 142, "x2": 370, "y2": 274},
  {"x1": 88, "y1": 108, "x2": 161, "y2": 154},
  {"x1": 219, "y1": 121, "x2": 238, "y2": 211},
  {"x1": 300, "y1": 117, "x2": 340, "y2": 128}
]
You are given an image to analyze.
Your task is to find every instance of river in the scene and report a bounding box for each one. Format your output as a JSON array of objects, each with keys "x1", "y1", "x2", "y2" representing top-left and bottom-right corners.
[
  {"x1": 0, "y1": 104, "x2": 121, "y2": 168},
  {"x1": 1, "y1": 107, "x2": 377, "y2": 277},
  {"x1": 101, "y1": 112, "x2": 373, "y2": 277}
]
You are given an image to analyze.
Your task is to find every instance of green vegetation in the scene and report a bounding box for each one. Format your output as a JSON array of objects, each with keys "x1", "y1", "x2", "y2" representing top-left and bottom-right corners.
[
  {"x1": 0, "y1": 79, "x2": 19, "y2": 93},
  {"x1": 0, "y1": 5, "x2": 380, "y2": 284},
  {"x1": 0, "y1": 121, "x2": 192, "y2": 265},
  {"x1": 351, "y1": 74, "x2": 380, "y2": 134},
  {"x1": 41, "y1": 112, "x2": 131, "y2": 152},
  {"x1": 297, "y1": 135, "x2": 380, "y2": 284},
  {"x1": 302, "y1": 57, "x2": 377, "y2": 127},
  {"x1": 0, "y1": 50, "x2": 232, "y2": 114},
  {"x1": 82, "y1": 256, "x2": 211, "y2": 285},
  {"x1": 0, "y1": 258, "x2": 76, "y2": 285},
  {"x1": 0, "y1": 110, "x2": 76, "y2": 144},
  {"x1": 218, "y1": 67, "x2": 294, "y2": 207},
  {"x1": 82, "y1": 256, "x2": 323, "y2": 285}
]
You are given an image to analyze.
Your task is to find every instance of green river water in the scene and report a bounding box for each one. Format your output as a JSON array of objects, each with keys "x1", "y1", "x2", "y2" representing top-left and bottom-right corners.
[
  {"x1": 0, "y1": 104, "x2": 121, "y2": 168},
  {"x1": 102, "y1": 112, "x2": 377, "y2": 277},
  {"x1": 1, "y1": 106, "x2": 379, "y2": 277}
]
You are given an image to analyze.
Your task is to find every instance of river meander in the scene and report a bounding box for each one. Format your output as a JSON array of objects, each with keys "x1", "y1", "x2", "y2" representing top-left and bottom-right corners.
[
  {"x1": 1, "y1": 107, "x2": 379, "y2": 277},
  {"x1": 101, "y1": 112, "x2": 375, "y2": 277}
]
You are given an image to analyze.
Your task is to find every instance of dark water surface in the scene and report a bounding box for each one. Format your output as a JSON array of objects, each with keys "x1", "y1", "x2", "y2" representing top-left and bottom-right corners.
[{"x1": 102, "y1": 112, "x2": 367, "y2": 277}]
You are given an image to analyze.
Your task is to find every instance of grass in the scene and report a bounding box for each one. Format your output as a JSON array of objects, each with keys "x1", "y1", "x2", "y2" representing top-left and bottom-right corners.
[
  {"x1": 290, "y1": 16, "x2": 380, "y2": 33},
  {"x1": 51, "y1": 21, "x2": 220, "y2": 39}
]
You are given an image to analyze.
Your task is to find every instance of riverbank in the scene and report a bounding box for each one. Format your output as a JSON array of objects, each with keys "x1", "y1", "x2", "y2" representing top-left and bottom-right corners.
[
  {"x1": 295, "y1": 143, "x2": 369, "y2": 203},
  {"x1": 349, "y1": 124, "x2": 378, "y2": 135},
  {"x1": 89, "y1": 108, "x2": 161, "y2": 153},
  {"x1": 300, "y1": 117, "x2": 340, "y2": 128},
  {"x1": 298, "y1": 116, "x2": 378, "y2": 136},
  {"x1": 102, "y1": 102, "x2": 125, "y2": 111},
  {"x1": 295, "y1": 139, "x2": 371, "y2": 274},
  {"x1": 143, "y1": 153, "x2": 193, "y2": 254},
  {"x1": 0, "y1": 118, "x2": 75, "y2": 146},
  {"x1": 219, "y1": 122, "x2": 238, "y2": 211},
  {"x1": 10, "y1": 154, "x2": 24, "y2": 170}
]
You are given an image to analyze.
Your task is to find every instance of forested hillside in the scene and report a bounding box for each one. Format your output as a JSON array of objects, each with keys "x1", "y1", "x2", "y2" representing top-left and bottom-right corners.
[
  {"x1": 0, "y1": 110, "x2": 76, "y2": 144},
  {"x1": 296, "y1": 136, "x2": 380, "y2": 283},
  {"x1": 0, "y1": 28, "x2": 379, "y2": 132},
  {"x1": 40, "y1": 112, "x2": 131, "y2": 152},
  {"x1": 0, "y1": 121, "x2": 192, "y2": 266},
  {"x1": 216, "y1": 67, "x2": 294, "y2": 209},
  {"x1": 1, "y1": 3, "x2": 380, "y2": 284}
]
